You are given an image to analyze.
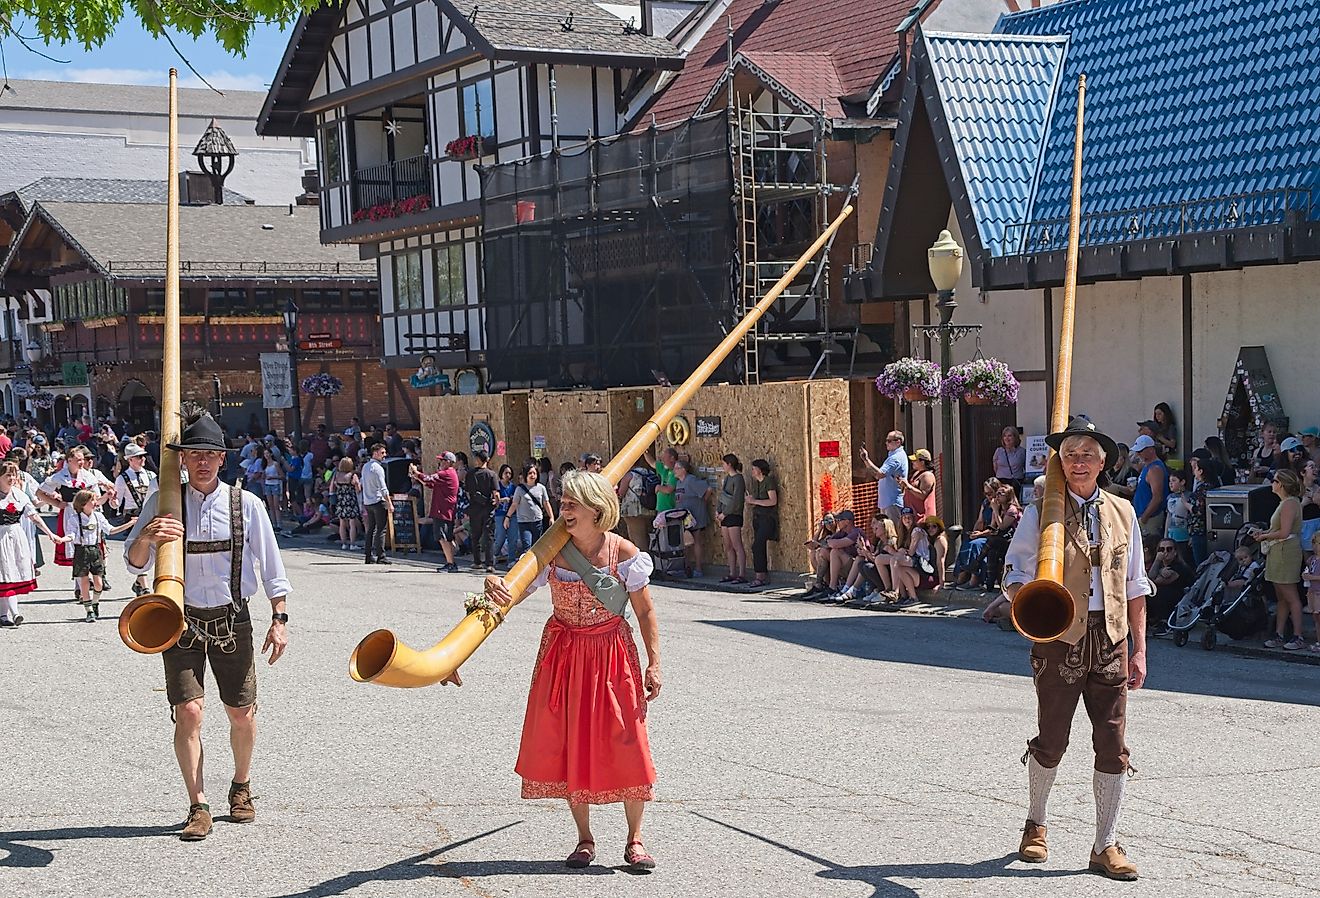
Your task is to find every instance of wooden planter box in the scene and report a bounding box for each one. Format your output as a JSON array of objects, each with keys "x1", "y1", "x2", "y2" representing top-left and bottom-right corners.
[
  {"x1": 138, "y1": 315, "x2": 205, "y2": 325},
  {"x1": 209, "y1": 315, "x2": 283, "y2": 325}
]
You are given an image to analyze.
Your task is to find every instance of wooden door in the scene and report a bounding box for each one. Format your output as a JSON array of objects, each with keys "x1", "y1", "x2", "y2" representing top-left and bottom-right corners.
[{"x1": 960, "y1": 404, "x2": 1019, "y2": 525}]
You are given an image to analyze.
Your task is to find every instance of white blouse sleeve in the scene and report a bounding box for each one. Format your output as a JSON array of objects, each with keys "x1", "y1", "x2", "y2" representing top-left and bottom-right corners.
[
  {"x1": 521, "y1": 566, "x2": 552, "y2": 597},
  {"x1": 620, "y1": 552, "x2": 655, "y2": 592}
]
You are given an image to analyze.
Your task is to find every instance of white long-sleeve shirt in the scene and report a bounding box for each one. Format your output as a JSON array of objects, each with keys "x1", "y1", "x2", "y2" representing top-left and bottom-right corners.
[
  {"x1": 124, "y1": 481, "x2": 291, "y2": 609},
  {"x1": 115, "y1": 467, "x2": 159, "y2": 512},
  {"x1": 1004, "y1": 487, "x2": 1152, "y2": 611},
  {"x1": 360, "y1": 459, "x2": 389, "y2": 506}
]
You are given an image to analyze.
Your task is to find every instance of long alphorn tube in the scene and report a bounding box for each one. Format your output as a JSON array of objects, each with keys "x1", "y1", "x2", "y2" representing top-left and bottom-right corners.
[
  {"x1": 1010, "y1": 74, "x2": 1087, "y2": 643},
  {"x1": 118, "y1": 69, "x2": 187, "y2": 654},
  {"x1": 350, "y1": 202, "x2": 856, "y2": 686}
]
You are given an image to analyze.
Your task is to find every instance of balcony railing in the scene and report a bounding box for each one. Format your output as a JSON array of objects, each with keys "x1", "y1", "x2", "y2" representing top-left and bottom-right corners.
[
  {"x1": 997, "y1": 187, "x2": 1320, "y2": 256},
  {"x1": 352, "y1": 154, "x2": 433, "y2": 222}
]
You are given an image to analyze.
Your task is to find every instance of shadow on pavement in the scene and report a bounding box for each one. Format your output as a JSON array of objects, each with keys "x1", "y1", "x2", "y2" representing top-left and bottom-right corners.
[
  {"x1": 268, "y1": 821, "x2": 521, "y2": 898},
  {"x1": 700, "y1": 613, "x2": 1320, "y2": 707},
  {"x1": 433, "y1": 859, "x2": 618, "y2": 877},
  {"x1": 692, "y1": 813, "x2": 1073, "y2": 897},
  {"x1": 0, "y1": 823, "x2": 179, "y2": 868}
]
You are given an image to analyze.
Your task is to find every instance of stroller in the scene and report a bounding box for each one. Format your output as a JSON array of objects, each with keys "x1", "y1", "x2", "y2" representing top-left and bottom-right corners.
[
  {"x1": 1169, "y1": 524, "x2": 1269, "y2": 650},
  {"x1": 649, "y1": 509, "x2": 690, "y2": 579},
  {"x1": 1166, "y1": 550, "x2": 1231, "y2": 645}
]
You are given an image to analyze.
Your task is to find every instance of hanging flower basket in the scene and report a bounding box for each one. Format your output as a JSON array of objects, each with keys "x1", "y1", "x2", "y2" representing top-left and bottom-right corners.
[
  {"x1": 876, "y1": 358, "x2": 942, "y2": 403},
  {"x1": 301, "y1": 373, "x2": 344, "y2": 397},
  {"x1": 941, "y1": 358, "x2": 1020, "y2": 406},
  {"x1": 445, "y1": 135, "x2": 484, "y2": 161},
  {"x1": 32, "y1": 391, "x2": 56, "y2": 409}
]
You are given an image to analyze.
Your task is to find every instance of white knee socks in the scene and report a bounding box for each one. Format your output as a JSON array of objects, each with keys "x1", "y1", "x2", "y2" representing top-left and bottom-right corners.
[
  {"x1": 1093, "y1": 770, "x2": 1126, "y2": 853},
  {"x1": 0, "y1": 595, "x2": 16, "y2": 620},
  {"x1": 1027, "y1": 756, "x2": 1058, "y2": 825}
]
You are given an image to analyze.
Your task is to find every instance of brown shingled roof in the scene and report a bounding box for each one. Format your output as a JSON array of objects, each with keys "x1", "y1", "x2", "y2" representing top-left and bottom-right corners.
[{"x1": 641, "y1": 0, "x2": 921, "y2": 125}]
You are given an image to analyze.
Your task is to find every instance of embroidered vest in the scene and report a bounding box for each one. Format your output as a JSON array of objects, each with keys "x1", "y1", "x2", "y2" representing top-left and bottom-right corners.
[{"x1": 1057, "y1": 491, "x2": 1133, "y2": 646}]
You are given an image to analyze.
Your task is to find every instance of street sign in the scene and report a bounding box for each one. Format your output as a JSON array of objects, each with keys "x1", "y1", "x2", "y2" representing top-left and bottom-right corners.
[
  {"x1": 260, "y1": 352, "x2": 293, "y2": 409},
  {"x1": 299, "y1": 338, "x2": 343, "y2": 351}
]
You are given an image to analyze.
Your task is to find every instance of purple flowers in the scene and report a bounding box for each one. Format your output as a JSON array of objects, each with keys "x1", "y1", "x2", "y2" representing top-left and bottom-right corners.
[
  {"x1": 941, "y1": 358, "x2": 1020, "y2": 405},
  {"x1": 875, "y1": 358, "x2": 942, "y2": 401},
  {"x1": 300, "y1": 373, "x2": 344, "y2": 397}
]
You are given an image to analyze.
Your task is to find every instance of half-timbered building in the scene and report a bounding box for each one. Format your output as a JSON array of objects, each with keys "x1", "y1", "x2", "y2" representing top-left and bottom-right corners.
[{"x1": 259, "y1": 0, "x2": 686, "y2": 388}]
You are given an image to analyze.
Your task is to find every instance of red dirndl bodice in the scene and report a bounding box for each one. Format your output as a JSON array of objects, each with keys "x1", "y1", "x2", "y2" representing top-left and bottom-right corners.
[{"x1": 515, "y1": 533, "x2": 655, "y2": 806}]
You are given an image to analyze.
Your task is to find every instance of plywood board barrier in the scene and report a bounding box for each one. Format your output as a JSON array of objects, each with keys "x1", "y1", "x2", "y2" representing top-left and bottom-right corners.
[
  {"x1": 419, "y1": 394, "x2": 508, "y2": 474},
  {"x1": 527, "y1": 390, "x2": 611, "y2": 469},
  {"x1": 419, "y1": 380, "x2": 858, "y2": 575},
  {"x1": 649, "y1": 379, "x2": 855, "y2": 573}
]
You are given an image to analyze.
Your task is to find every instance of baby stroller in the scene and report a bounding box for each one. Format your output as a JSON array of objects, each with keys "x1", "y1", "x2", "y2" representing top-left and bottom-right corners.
[
  {"x1": 1171, "y1": 524, "x2": 1268, "y2": 650},
  {"x1": 649, "y1": 509, "x2": 690, "y2": 580},
  {"x1": 1166, "y1": 550, "x2": 1231, "y2": 645}
]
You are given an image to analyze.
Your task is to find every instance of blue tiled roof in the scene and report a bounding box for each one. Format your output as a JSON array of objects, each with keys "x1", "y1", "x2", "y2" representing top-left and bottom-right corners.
[
  {"x1": 923, "y1": 31, "x2": 1068, "y2": 258},
  {"x1": 996, "y1": 0, "x2": 1320, "y2": 254}
]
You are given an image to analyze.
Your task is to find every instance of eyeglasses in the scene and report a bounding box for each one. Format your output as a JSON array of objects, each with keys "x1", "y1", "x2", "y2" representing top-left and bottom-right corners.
[
  {"x1": 1158, "y1": 546, "x2": 1176, "y2": 552},
  {"x1": 885, "y1": 437, "x2": 901, "y2": 444}
]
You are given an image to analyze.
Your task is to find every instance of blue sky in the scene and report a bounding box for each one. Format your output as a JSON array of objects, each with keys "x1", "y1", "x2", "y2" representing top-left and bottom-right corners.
[{"x1": 4, "y1": 17, "x2": 291, "y2": 91}]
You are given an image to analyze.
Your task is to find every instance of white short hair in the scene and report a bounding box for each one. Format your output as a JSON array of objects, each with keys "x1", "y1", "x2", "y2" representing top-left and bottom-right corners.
[{"x1": 1058, "y1": 435, "x2": 1104, "y2": 457}]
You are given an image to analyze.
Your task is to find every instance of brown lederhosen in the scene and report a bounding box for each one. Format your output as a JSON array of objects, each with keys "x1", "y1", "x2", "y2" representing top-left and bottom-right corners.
[
  {"x1": 1026, "y1": 501, "x2": 1130, "y2": 775},
  {"x1": 1028, "y1": 612, "x2": 1129, "y2": 774},
  {"x1": 162, "y1": 485, "x2": 256, "y2": 708}
]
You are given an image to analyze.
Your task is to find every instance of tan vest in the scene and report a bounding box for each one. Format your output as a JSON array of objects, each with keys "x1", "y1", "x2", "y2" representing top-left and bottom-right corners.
[{"x1": 1057, "y1": 490, "x2": 1134, "y2": 646}]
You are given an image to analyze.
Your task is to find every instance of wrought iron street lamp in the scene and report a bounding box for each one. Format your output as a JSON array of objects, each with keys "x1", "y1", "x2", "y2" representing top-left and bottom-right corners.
[
  {"x1": 282, "y1": 299, "x2": 302, "y2": 446},
  {"x1": 926, "y1": 230, "x2": 967, "y2": 527}
]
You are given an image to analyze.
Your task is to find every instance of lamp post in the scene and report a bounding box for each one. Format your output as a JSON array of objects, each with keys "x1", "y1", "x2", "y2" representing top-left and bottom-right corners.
[
  {"x1": 927, "y1": 230, "x2": 965, "y2": 527},
  {"x1": 282, "y1": 299, "x2": 302, "y2": 446}
]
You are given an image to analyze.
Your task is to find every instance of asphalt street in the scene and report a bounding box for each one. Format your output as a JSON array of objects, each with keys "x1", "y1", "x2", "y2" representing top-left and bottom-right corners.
[{"x1": 1, "y1": 537, "x2": 1316, "y2": 898}]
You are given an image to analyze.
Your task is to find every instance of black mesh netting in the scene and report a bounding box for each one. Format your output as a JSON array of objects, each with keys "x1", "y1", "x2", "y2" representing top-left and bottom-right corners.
[{"x1": 480, "y1": 111, "x2": 736, "y2": 388}]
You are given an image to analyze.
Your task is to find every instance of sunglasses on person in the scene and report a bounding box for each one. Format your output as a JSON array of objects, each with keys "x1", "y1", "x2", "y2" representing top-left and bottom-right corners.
[{"x1": 1158, "y1": 545, "x2": 1177, "y2": 552}]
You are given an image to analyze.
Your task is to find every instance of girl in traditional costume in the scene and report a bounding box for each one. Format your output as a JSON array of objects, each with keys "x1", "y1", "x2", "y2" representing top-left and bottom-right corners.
[{"x1": 0, "y1": 462, "x2": 69, "y2": 627}]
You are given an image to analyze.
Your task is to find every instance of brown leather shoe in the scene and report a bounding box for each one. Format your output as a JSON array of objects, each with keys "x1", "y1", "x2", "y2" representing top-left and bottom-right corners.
[
  {"x1": 180, "y1": 803, "x2": 212, "y2": 841},
  {"x1": 1018, "y1": 820, "x2": 1048, "y2": 863},
  {"x1": 1089, "y1": 843, "x2": 1139, "y2": 881},
  {"x1": 228, "y1": 781, "x2": 256, "y2": 823}
]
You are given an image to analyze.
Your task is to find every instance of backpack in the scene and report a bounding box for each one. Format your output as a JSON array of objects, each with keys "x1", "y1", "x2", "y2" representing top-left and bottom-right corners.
[{"x1": 633, "y1": 466, "x2": 661, "y2": 511}]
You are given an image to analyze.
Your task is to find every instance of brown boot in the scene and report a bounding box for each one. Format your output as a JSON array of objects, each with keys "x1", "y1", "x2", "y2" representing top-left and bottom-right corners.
[
  {"x1": 228, "y1": 781, "x2": 256, "y2": 823},
  {"x1": 1018, "y1": 820, "x2": 1048, "y2": 863},
  {"x1": 180, "y1": 803, "x2": 213, "y2": 841},
  {"x1": 1089, "y1": 843, "x2": 1139, "y2": 881}
]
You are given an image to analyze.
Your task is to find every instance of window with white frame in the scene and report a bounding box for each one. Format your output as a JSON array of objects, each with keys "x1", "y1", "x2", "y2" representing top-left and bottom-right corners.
[{"x1": 393, "y1": 250, "x2": 424, "y2": 310}]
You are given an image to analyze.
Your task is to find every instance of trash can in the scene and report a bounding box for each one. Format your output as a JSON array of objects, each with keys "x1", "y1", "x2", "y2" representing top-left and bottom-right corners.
[{"x1": 1205, "y1": 483, "x2": 1278, "y2": 554}]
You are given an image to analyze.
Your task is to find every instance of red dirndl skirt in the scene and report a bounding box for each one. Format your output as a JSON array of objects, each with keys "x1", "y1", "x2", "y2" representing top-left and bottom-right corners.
[
  {"x1": 0, "y1": 579, "x2": 35, "y2": 597},
  {"x1": 516, "y1": 615, "x2": 655, "y2": 806},
  {"x1": 54, "y1": 513, "x2": 72, "y2": 566}
]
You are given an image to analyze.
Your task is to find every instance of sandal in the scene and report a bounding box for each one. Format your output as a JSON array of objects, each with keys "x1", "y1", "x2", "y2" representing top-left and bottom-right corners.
[
  {"x1": 565, "y1": 840, "x2": 596, "y2": 869},
  {"x1": 624, "y1": 840, "x2": 656, "y2": 871}
]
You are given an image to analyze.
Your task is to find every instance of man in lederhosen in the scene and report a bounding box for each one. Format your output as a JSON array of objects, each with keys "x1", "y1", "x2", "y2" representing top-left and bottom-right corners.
[
  {"x1": 124, "y1": 409, "x2": 290, "y2": 842},
  {"x1": 115, "y1": 443, "x2": 158, "y2": 597},
  {"x1": 1002, "y1": 416, "x2": 1152, "y2": 881}
]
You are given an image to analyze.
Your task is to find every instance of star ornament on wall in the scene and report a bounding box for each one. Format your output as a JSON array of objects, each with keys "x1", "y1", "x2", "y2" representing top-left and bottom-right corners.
[{"x1": 384, "y1": 120, "x2": 403, "y2": 137}]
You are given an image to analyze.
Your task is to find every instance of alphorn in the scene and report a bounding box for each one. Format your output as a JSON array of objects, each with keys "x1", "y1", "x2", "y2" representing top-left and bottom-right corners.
[
  {"x1": 1010, "y1": 74, "x2": 1087, "y2": 643},
  {"x1": 350, "y1": 202, "x2": 856, "y2": 687},
  {"x1": 118, "y1": 69, "x2": 187, "y2": 654}
]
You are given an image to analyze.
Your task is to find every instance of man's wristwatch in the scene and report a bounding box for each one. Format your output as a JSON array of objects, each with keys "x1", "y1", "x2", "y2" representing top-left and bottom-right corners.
[{"x1": 272, "y1": 612, "x2": 289, "y2": 624}]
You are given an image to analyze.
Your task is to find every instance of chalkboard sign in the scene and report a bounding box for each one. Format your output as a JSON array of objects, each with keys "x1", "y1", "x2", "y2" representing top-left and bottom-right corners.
[{"x1": 388, "y1": 495, "x2": 421, "y2": 553}]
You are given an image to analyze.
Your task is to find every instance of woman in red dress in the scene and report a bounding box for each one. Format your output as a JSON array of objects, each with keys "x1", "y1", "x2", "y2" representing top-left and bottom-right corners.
[{"x1": 483, "y1": 469, "x2": 662, "y2": 871}]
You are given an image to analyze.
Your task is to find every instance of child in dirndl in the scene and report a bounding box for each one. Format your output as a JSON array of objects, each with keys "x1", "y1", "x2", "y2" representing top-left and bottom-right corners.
[
  {"x1": 0, "y1": 462, "x2": 68, "y2": 627},
  {"x1": 70, "y1": 490, "x2": 136, "y2": 623}
]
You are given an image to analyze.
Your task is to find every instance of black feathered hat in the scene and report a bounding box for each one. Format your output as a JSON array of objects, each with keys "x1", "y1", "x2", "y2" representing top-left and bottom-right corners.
[
  {"x1": 166, "y1": 404, "x2": 231, "y2": 452},
  {"x1": 1044, "y1": 414, "x2": 1120, "y2": 468}
]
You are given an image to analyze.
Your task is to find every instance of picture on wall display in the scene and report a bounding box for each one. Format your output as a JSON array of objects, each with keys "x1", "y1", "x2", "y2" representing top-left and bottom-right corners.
[{"x1": 409, "y1": 354, "x2": 451, "y2": 390}]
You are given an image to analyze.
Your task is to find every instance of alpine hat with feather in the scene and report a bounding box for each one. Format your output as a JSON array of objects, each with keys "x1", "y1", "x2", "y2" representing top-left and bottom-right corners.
[
  {"x1": 166, "y1": 404, "x2": 231, "y2": 452},
  {"x1": 1044, "y1": 414, "x2": 1120, "y2": 468}
]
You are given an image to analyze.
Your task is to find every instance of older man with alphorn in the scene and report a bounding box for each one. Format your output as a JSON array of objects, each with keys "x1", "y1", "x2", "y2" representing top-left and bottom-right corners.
[{"x1": 1002, "y1": 416, "x2": 1152, "y2": 881}]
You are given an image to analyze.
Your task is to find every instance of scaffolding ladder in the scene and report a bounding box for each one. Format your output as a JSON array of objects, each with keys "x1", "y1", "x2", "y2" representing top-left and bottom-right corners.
[{"x1": 732, "y1": 96, "x2": 839, "y2": 385}]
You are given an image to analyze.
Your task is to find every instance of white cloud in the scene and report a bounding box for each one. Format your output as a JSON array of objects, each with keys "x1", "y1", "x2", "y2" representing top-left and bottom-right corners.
[{"x1": 14, "y1": 66, "x2": 268, "y2": 92}]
